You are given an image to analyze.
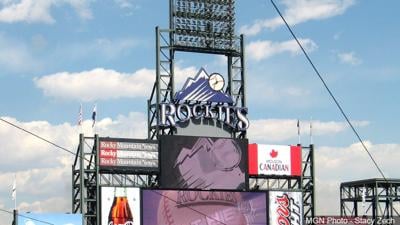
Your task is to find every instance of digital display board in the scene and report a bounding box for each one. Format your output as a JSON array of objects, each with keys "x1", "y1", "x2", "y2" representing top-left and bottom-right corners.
[
  {"x1": 248, "y1": 144, "x2": 302, "y2": 177},
  {"x1": 142, "y1": 189, "x2": 267, "y2": 225},
  {"x1": 101, "y1": 187, "x2": 141, "y2": 225},
  {"x1": 99, "y1": 137, "x2": 158, "y2": 173},
  {"x1": 269, "y1": 191, "x2": 303, "y2": 225},
  {"x1": 159, "y1": 135, "x2": 248, "y2": 190}
]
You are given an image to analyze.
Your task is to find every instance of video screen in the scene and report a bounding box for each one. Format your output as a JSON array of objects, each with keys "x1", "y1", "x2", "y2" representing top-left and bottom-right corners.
[
  {"x1": 159, "y1": 135, "x2": 248, "y2": 190},
  {"x1": 142, "y1": 189, "x2": 267, "y2": 225}
]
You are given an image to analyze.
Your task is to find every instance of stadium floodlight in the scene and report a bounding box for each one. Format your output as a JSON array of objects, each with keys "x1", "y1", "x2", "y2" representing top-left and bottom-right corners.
[{"x1": 171, "y1": 0, "x2": 238, "y2": 53}]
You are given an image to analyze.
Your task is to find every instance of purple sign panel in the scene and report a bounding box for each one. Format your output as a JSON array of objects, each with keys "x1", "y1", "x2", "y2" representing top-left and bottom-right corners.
[
  {"x1": 142, "y1": 189, "x2": 267, "y2": 225},
  {"x1": 159, "y1": 135, "x2": 248, "y2": 190}
]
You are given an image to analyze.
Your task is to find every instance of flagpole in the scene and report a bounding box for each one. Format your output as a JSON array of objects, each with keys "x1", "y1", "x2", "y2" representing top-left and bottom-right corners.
[
  {"x1": 79, "y1": 103, "x2": 83, "y2": 134},
  {"x1": 14, "y1": 174, "x2": 16, "y2": 210},
  {"x1": 92, "y1": 104, "x2": 97, "y2": 135},
  {"x1": 297, "y1": 119, "x2": 301, "y2": 145},
  {"x1": 13, "y1": 174, "x2": 16, "y2": 210},
  {"x1": 361, "y1": 186, "x2": 366, "y2": 215},
  {"x1": 14, "y1": 189, "x2": 16, "y2": 211},
  {"x1": 310, "y1": 117, "x2": 313, "y2": 145}
]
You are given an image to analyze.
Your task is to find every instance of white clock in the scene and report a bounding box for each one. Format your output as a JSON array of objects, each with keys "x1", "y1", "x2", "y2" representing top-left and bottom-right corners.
[{"x1": 208, "y1": 73, "x2": 225, "y2": 91}]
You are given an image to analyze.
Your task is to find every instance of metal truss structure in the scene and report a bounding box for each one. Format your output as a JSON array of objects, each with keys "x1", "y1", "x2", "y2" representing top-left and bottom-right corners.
[
  {"x1": 147, "y1": 0, "x2": 246, "y2": 140},
  {"x1": 73, "y1": 1, "x2": 316, "y2": 224},
  {"x1": 72, "y1": 134, "x2": 157, "y2": 225},
  {"x1": 340, "y1": 178, "x2": 400, "y2": 218},
  {"x1": 249, "y1": 144, "x2": 316, "y2": 224}
]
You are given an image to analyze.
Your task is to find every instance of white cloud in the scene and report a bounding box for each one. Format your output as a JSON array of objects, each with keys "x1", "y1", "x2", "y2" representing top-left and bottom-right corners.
[
  {"x1": 333, "y1": 32, "x2": 342, "y2": 40},
  {"x1": 246, "y1": 38, "x2": 317, "y2": 61},
  {"x1": 64, "y1": 0, "x2": 92, "y2": 20},
  {"x1": 34, "y1": 68, "x2": 155, "y2": 101},
  {"x1": 0, "y1": 33, "x2": 41, "y2": 72},
  {"x1": 240, "y1": 0, "x2": 355, "y2": 36},
  {"x1": 114, "y1": 0, "x2": 135, "y2": 9},
  {"x1": 34, "y1": 66, "x2": 198, "y2": 102},
  {"x1": 0, "y1": 113, "x2": 147, "y2": 224},
  {"x1": 0, "y1": 114, "x2": 395, "y2": 223},
  {"x1": 64, "y1": 38, "x2": 139, "y2": 61},
  {"x1": 174, "y1": 66, "x2": 198, "y2": 88},
  {"x1": 338, "y1": 51, "x2": 362, "y2": 65},
  {"x1": 314, "y1": 142, "x2": 400, "y2": 214},
  {"x1": 250, "y1": 140, "x2": 400, "y2": 215},
  {"x1": 0, "y1": 0, "x2": 93, "y2": 24},
  {"x1": 93, "y1": 112, "x2": 147, "y2": 138},
  {"x1": 0, "y1": 0, "x2": 54, "y2": 23},
  {"x1": 248, "y1": 119, "x2": 369, "y2": 143}
]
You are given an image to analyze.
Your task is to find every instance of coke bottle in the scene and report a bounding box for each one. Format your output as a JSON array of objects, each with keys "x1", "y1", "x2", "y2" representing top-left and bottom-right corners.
[{"x1": 108, "y1": 187, "x2": 133, "y2": 225}]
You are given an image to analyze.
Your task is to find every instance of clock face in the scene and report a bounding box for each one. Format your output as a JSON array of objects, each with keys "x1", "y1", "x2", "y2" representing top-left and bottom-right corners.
[{"x1": 208, "y1": 73, "x2": 225, "y2": 91}]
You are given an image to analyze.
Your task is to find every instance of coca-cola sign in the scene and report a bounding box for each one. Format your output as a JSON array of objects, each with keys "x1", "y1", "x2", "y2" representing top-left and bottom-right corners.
[
  {"x1": 98, "y1": 137, "x2": 158, "y2": 173},
  {"x1": 269, "y1": 191, "x2": 303, "y2": 225},
  {"x1": 101, "y1": 187, "x2": 140, "y2": 225}
]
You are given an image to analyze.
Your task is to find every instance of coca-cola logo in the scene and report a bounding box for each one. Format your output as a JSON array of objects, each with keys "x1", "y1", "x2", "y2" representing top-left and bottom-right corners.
[{"x1": 108, "y1": 221, "x2": 134, "y2": 225}]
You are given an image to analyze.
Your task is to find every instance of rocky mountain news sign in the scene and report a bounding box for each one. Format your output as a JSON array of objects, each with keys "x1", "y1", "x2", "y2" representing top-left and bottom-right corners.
[{"x1": 98, "y1": 137, "x2": 158, "y2": 173}]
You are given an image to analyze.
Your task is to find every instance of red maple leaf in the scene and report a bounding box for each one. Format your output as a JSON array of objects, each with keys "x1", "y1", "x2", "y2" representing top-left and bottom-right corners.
[{"x1": 270, "y1": 149, "x2": 278, "y2": 158}]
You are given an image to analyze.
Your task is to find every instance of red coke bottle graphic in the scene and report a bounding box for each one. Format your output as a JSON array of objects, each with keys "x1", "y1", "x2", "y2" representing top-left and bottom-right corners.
[{"x1": 108, "y1": 187, "x2": 133, "y2": 225}]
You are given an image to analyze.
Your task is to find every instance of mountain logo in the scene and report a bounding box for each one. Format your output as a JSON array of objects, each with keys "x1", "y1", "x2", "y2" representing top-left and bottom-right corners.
[{"x1": 175, "y1": 68, "x2": 233, "y2": 104}]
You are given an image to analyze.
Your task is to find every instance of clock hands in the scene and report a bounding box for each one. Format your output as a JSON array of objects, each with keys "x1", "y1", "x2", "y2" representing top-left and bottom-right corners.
[
  {"x1": 213, "y1": 79, "x2": 219, "y2": 88},
  {"x1": 208, "y1": 73, "x2": 224, "y2": 91}
]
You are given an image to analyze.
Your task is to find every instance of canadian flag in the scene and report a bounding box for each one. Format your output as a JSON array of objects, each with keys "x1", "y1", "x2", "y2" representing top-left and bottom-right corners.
[{"x1": 248, "y1": 144, "x2": 302, "y2": 176}]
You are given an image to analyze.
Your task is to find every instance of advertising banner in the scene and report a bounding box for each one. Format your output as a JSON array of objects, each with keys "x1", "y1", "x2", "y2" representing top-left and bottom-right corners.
[
  {"x1": 142, "y1": 189, "x2": 267, "y2": 225},
  {"x1": 159, "y1": 135, "x2": 248, "y2": 190},
  {"x1": 99, "y1": 137, "x2": 158, "y2": 172},
  {"x1": 101, "y1": 187, "x2": 140, "y2": 225},
  {"x1": 269, "y1": 191, "x2": 303, "y2": 225},
  {"x1": 18, "y1": 213, "x2": 82, "y2": 225},
  {"x1": 248, "y1": 144, "x2": 301, "y2": 177}
]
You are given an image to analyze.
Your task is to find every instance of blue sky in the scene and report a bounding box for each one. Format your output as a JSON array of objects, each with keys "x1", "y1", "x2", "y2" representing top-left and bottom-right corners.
[
  {"x1": 1, "y1": 0, "x2": 400, "y2": 223},
  {"x1": 18, "y1": 212, "x2": 81, "y2": 225}
]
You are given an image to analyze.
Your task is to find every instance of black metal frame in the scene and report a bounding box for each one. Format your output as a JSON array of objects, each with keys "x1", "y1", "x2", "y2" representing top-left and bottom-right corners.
[
  {"x1": 249, "y1": 144, "x2": 315, "y2": 224},
  {"x1": 72, "y1": 134, "x2": 158, "y2": 225},
  {"x1": 147, "y1": 0, "x2": 246, "y2": 141},
  {"x1": 73, "y1": 1, "x2": 317, "y2": 224},
  {"x1": 340, "y1": 178, "x2": 400, "y2": 218}
]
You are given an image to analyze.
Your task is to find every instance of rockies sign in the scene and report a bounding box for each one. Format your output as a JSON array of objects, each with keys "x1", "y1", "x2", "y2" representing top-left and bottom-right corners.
[{"x1": 159, "y1": 68, "x2": 249, "y2": 131}]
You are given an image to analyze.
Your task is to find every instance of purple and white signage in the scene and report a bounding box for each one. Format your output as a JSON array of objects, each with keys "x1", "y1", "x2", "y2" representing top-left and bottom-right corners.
[
  {"x1": 159, "y1": 68, "x2": 249, "y2": 132},
  {"x1": 160, "y1": 135, "x2": 248, "y2": 190},
  {"x1": 142, "y1": 189, "x2": 267, "y2": 225}
]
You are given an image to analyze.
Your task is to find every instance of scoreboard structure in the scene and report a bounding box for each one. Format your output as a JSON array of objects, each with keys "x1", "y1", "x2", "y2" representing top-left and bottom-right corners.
[
  {"x1": 72, "y1": 1, "x2": 315, "y2": 225},
  {"x1": 147, "y1": 0, "x2": 246, "y2": 140}
]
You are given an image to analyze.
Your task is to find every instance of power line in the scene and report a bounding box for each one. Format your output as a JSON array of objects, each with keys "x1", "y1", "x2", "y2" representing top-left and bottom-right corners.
[
  {"x1": 0, "y1": 118, "x2": 76, "y2": 156},
  {"x1": 0, "y1": 208, "x2": 54, "y2": 225},
  {"x1": 270, "y1": 0, "x2": 387, "y2": 181},
  {"x1": 0, "y1": 118, "x2": 233, "y2": 225}
]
